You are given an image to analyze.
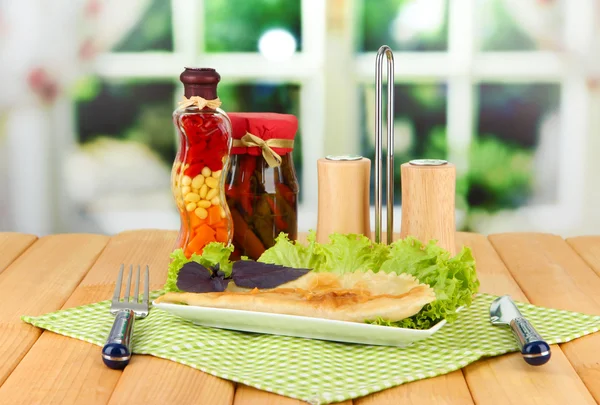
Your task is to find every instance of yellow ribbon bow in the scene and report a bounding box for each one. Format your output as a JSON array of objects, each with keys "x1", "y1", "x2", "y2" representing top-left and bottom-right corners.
[
  {"x1": 178, "y1": 96, "x2": 222, "y2": 110},
  {"x1": 233, "y1": 132, "x2": 294, "y2": 167}
]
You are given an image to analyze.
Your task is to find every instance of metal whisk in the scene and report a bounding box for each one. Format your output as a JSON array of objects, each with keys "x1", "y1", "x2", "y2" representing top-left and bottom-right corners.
[{"x1": 374, "y1": 45, "x2": 395, "y2": 244}]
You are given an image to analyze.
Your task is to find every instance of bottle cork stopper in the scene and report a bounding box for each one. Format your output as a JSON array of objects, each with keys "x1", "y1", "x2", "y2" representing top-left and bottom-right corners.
[
  {"x1": 316, "y1": 156, "x2": 371, "y2": 243},
  {"x1": 399, "y1": 159, "x2": 456, "y2": 254}
]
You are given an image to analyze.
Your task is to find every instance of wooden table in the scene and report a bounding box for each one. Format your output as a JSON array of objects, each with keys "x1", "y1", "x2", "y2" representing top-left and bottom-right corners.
[{"x1": 1, "y1": 230, "x2": 600, "y2": 404}]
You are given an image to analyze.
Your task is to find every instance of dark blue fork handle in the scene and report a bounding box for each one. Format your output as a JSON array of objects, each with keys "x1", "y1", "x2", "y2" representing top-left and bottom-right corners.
[
  {"x1": 510, "y1": 317, "x2": 551, "y2": 366},
  {"x1": 102, "y1": 309, "x2": 135, "y2": 369}
]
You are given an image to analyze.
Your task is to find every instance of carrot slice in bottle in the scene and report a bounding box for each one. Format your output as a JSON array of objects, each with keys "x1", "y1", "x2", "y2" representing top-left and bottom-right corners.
[
  {"x1": 186, "y1": 224, "x2": 216, "y2": 254},
  {"x1": 213, "y1": 218, "x2": 228, "y2": 229},
  {"x1": 207, "y1": 205, "x2": 222, "y2": 226},
  {"x1": 189, "y1": 211, "x2": 202, "y2": 230},
  {"x1": 215, "y1": 228, "x2": 228, "y2": 243}
]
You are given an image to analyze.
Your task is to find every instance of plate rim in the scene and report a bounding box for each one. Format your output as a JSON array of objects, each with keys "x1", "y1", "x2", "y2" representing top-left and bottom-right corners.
[{"x1": 151, "y1": 300, "x2": 448, "y2": 334}]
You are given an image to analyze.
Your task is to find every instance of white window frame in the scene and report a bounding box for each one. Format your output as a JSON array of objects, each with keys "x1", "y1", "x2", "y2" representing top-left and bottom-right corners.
[
  {"x1": 354, "y1": 0, "x2": 596, "y2": 235},
  {"x1": 17, "y1": 0, "x2": 595, "y2": 236}
]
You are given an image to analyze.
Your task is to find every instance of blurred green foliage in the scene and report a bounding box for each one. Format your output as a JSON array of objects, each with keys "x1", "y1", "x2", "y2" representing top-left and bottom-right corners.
[
  {"x1": 113, "y1": 0, "x2": 173, "y2": 52},
  {"x1": 71, "y1": 76, "x2": 102, "y2": 102},
  {"x1": 360, "y1": 0, "x2": 545, "y2": 52},
  {"x1": 467, "y1": 135, "x2": 532, "y2": 210},
  {"x1": 424, "y1": 128, "x2": 533, "y2": 216},
  {"x1": 478, "y1": 84, "x2": 560, "y2": 148},
  {"x1": 204, "y1": 0, "x2": 301, "y2": 52},
  {"x1": 360, "y1": 0, "x2": 448, "y2": 51},
  {"x1": 76, "y1": 80, "x2": 176, "y2": 164},
  {"x1": 478, "y1": 0, "x2": 537, "y2": 51}
]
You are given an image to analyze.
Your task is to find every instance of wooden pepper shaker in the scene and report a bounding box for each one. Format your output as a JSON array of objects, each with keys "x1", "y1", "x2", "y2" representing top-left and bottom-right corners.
[
  {"x1": 316, "y1": 155, "x2": 371, "y2": 243},
  {"x1": 399, "y1": 159, "x2": 456, "y2": 254}
]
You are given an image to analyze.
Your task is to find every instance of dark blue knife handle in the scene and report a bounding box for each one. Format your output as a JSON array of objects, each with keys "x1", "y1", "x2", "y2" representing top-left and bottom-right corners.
[
  {"x1": 510, "y1": 317, "x2": 551, "y2": 366},
  {"x1": 102, "y1": 309, "x2": 135, "y2": 369}
]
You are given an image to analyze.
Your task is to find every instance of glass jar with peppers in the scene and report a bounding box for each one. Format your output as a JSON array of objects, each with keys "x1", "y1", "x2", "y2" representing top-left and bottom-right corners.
[
  {"x1": 171, "y1": 67, "x2": 234, "y2": 258},
  {"x1": 225, "y1": 113, "x2": 299, "y2": 260}
]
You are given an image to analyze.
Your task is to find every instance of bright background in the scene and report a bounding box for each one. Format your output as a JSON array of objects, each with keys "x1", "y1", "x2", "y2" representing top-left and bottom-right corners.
[{"x1": 1, "y1": 0, "x2": 600, "y2": 237}]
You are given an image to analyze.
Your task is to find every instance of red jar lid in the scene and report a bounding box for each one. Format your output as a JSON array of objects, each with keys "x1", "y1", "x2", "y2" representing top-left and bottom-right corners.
[{"x1": 228, "y1": 113, "x2": 298, "y2": 156}]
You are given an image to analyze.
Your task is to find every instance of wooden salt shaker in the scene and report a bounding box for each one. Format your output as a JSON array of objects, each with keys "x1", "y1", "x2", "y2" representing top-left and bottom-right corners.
[
  {"x1": 316, "y1": 155, "x2": 371, "y2": 243},
  {"x1": 399, "y1": 159, "x2": 456, "y2": 254}
]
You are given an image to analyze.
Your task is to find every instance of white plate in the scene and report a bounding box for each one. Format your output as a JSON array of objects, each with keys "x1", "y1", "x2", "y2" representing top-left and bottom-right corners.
[{"x1": 152, "y1": 301, "x2": 447, "y2": 347}]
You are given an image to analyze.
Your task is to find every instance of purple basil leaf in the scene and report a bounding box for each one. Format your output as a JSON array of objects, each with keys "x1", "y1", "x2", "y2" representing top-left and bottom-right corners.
[
  {"x1": 177, "y1": 262, "x2": 230, "y2": 293},
  {"x1": 232, "y1": 261, "x2": 311, "y2": 289},
  {"x1": 210, "y1": 276, "x2": 230, "y2": 292}
]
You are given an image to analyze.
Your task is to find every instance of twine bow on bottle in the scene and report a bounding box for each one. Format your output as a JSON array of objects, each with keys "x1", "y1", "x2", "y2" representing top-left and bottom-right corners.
[
  {"x1": 178, "y1": 96, "x2": 222, "y2": 110},
  {"x1": 233, "y1": 132, "x2": 294, "y2": 167}
]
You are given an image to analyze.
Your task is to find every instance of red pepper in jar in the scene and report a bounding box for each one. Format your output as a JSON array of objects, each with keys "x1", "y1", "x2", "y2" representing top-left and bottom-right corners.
[
  {"x1": 224, "y1": 113, "x2": 299, "y2": 260},
  {"x1": 265, "y1": 195, "x2": 289, "y2": 231},
  {"x1": 239, "y1": 155, "x2": 257, "y2": 215}
]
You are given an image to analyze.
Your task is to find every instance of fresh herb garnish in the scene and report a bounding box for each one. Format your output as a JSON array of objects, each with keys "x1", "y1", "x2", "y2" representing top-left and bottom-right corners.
[
  {"x1": 176, "y1": 262, "x2": 231, "y2": 293},
  {"x1": 175, "y1": 260, "x2": 311, "y2": 293},
  {"x1": 231, "y1": 261, "x2": 310, "y2": 289}
]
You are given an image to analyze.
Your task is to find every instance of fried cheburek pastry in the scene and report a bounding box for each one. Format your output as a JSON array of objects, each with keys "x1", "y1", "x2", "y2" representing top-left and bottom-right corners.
[{"x1": 155, "y1": 271, "x2": 435, "y2": 323}]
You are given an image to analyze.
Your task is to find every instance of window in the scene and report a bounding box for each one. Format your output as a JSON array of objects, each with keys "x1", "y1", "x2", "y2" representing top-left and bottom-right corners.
[{"x1": 25, "y1": 0, "x2": 599, "y2": 236}]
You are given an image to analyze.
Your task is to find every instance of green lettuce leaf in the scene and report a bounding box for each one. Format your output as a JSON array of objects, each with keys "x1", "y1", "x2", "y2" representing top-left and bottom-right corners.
[
  {"x1": 258, "y1": 231, "x2": 326, "y2": 270},
  {"x1": 200, "y1": 242, "x2": 235, "y2": 276},
  {"x1": 371, "y1": 237, "x2": 479, "y2": 329},
  {"x1": 164, "y1": 243, "x2": 234, "y2": 293},
  {"x1": 257, "y1": 232, "x2": 390, "y2": 273},
  {"x1": 164, "y1": 249, "x2": 189, "y2": 293},
  {"x1": 317, "y1": 233, "x2": 390, "y2": 273}
]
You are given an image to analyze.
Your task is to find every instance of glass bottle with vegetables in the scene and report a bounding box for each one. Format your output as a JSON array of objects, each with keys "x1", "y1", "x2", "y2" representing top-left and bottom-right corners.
[
  {"x1": 225, "y1": 113, "x2": 299, "y2": 260},
  {"x1": 171, "y1": 68, "x2": 233, "y2": 258}
]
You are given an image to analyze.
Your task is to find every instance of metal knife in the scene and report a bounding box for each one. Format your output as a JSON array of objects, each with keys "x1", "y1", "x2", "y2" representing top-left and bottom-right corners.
[{"x1": 490, "y1": 295, "x2": 551, "y2": 366}]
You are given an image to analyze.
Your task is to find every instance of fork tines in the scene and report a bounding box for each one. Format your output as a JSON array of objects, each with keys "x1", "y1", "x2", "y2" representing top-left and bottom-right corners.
[{"x1": 111, "y1": 264, "x2": 150, "y2": 316}]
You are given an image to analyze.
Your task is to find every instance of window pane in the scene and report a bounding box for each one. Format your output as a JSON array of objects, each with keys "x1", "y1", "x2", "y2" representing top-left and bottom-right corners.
[
  {"x1": 219, "y1": 83, "x2": 303, "y2": 202},
  {"x1": 359, "y1": 0, "x2": 448, "y2": 52},
  {"x1": 204, "y1": 0, "x2": 302, "y2": 53},
  {"x1": 477, "y1": 0, "x2": 563, "y2": 51},
  {"x1": 113, "y1": 0, "x2": 173, "y2": 52},
  {"x1": 471, "y1": 84, "x2": 561, "y2": 214},
  {"x1": 360, "y1": 83, "x2": 448, "y2": 204},
  {"x1": 72, "y1": 79, "x2": 178, "y2": 233},
  {"x1": 77, "y1": 80, "x2": 177, "y2": 164},
  {"x1": 72, "y1": 80, "x2": 301, "y2": 234}
]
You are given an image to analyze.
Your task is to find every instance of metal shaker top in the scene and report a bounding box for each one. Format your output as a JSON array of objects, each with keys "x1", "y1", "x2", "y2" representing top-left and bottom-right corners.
[
  {"x1": 409, "y1": 159, "x2": 448, "y2": 166},
  {"x1": 325, "y1": 155, "x2": 363, "y2": 161}
]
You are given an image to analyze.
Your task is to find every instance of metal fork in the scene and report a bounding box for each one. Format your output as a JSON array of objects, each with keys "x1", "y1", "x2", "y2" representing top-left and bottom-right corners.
[{"x1": 102, "y1": 264, "x2": 150, "y2": 369}]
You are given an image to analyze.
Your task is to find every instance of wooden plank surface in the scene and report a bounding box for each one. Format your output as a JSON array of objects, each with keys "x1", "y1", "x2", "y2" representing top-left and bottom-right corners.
[
  {"x1": 0, "y1": 230, "x2": 235, "y2": 405},
  {"x1": 489, "y1": 233, "x2": 600, "y2": 403},
  {"x1": 456, "y1": 233, "x2": 596, "y2": 405},
  {"x1": 355, "y1": 372, "x2": 473, "y2": 405},
  {"x1": 109, "y1": 356, "x2": 234, "y2": 405},
  {"x1": 233, "y1": 385, "x2": 350, "y2": 405},
  {"x1": 0, "y1": 232, "x2": 37, "y2": 273},
  {"x1": 0, "y1": 234, "x2": 108, "y2": 390},
  {"x1": 0, "y1": 233, "x2": 110, "y2": 395},
  {"x1": 567, "y1": 236, "x2": 600, "y2": 278}
]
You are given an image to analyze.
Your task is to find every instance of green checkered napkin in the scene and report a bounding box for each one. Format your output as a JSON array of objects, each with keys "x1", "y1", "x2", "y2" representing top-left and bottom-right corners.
[{"x1": 22, "y1": 293, "x2": 600, "y2": 405}]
